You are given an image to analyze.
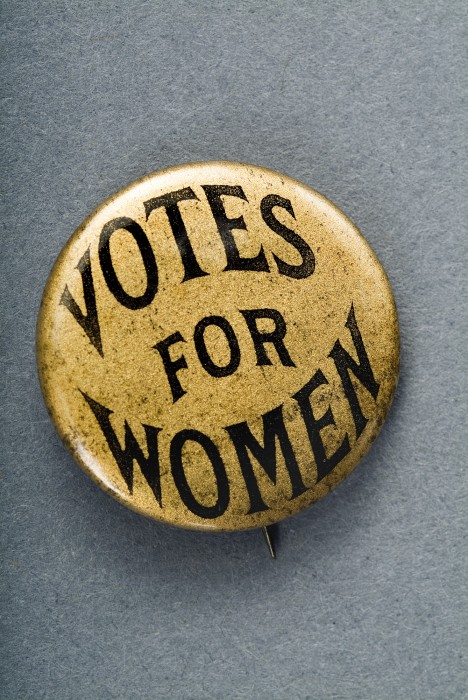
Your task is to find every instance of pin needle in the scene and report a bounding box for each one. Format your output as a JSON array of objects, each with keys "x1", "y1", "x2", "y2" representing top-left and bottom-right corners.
[{"x1": 262, "y1": 526, "x2": 276, "y2": 559}]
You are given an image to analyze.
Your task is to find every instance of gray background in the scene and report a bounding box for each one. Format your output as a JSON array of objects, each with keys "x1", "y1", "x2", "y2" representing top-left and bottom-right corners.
[{"x1": 1, "y1": 1, "x2": 467, "y2": 699}]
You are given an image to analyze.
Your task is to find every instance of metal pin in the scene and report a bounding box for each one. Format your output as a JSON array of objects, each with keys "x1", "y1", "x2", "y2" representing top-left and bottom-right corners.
[{"x1": 262, "y1": 526, "x2": 276, "y2": 559}]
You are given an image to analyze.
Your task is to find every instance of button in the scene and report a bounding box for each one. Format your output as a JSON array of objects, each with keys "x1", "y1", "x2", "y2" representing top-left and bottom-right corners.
[{"x1": 37, "y1": 161, "x2": 399, "y2": 531}]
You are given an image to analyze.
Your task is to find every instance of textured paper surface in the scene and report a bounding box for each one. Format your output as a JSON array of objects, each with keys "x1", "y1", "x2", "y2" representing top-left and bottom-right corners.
[{"x1": 1, "y1": 1, "x2": 467, "y2": 699}]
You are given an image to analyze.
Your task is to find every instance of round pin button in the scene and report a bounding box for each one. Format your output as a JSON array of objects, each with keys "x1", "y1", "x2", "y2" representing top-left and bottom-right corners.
[{"x1": 37, "y1": 162, "x2": 399, "y2": 531}]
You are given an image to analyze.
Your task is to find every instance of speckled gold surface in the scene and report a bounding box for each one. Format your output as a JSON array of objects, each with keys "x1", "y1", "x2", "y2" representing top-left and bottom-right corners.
[{"x1": 36, "y1": 162, "x2": 399, "y2": 531}]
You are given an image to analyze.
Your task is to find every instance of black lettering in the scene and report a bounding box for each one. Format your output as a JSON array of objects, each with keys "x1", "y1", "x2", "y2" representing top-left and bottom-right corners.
[
  {"x1": 60, "y1": 247, "x2": 103, "y2": 356},
  {"x1": 293, "y1": 370, "x2": 351, "y2": 482},
  {"x1": 99, "y1": 217, "x2": 158, "y2": 310},
  {"x1": 226, "y1": 404, "x2": 307, "y2": 514},
  {"x1": 329, "y1": 304, "x2": 380, "y2": 437},
  {"x1": 260, "y1": 194, "x2": 315, "y2": 279},
  {"x1": 241, "y1": 308, "x2": 295, "y2": 366},
  {"x1": 170, "y1": 429, "x2": 230, "y2": 519},
  {"x1": 202, "y1": 184, "x2": 270, "y2": 272},
  {"x1": 154, "y1": 331, "x2": 188, "y2": 403},
  {"x1": 81, "y1": 391, "x2": 162, "y2": 504},
  {"x1": 144, "y1": 188, "x2": 208, "y2": 281},
  {"x1": 193, "y1": 315, "x2": 241, "y2": 378}
]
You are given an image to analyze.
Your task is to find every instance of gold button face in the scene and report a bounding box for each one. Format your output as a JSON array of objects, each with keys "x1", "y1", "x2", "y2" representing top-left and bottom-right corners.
[{"x1": 37, "y1": 162, "x2": 399, "y2": 531}]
